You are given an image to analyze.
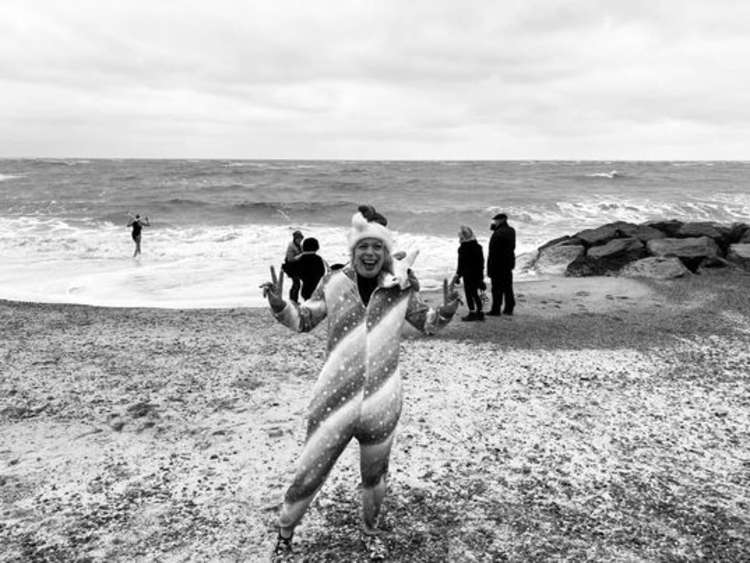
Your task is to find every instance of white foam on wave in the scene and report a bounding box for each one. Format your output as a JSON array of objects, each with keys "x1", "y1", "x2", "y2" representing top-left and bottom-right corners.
[
  {"x1": 585, "y1": 170, "x2": 621, "y2": 179},
  {"x1": 552, "y1": 193, "x2": 750, "y2": 225},
  {"x1": 0, "y1": 173, "x2": 23, "y2": 181},
  {"x1": 2, "y1": 218, "x2": 532, "y2": 308},
  {"x1": 224, "y1": 161, "x2": 322, "y2": 170},
  {"x1": 3, "y1": 188, "x2": 746, "y2": 310}
]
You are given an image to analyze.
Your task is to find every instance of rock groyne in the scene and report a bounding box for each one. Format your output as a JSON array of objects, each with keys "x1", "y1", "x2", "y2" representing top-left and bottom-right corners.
[{"x1": 528, "y1": 220, "x2": 750, "y2": 279}]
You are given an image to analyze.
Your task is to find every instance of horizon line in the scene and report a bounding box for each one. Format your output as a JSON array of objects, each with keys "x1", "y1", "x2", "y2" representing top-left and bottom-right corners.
[{"x1": 2, "y1": 156, "x2": 748, "y2": 163}]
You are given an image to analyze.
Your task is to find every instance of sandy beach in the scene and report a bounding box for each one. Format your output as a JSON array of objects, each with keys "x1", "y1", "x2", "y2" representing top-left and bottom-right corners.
[{"x1": 1, "y1": 272, "x2": 749, "y2": 561}]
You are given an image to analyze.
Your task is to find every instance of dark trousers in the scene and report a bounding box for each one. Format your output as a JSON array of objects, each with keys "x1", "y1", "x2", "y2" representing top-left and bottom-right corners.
[
  {"x1": 289, "y1": 276, "x2": 301, "y2": 303},
  {"x1": 463, "y1": 280, "x2": 483, "y2": 312},
  {"x1": 490, "y1": 270, "x2": 515, "y2": 314}
]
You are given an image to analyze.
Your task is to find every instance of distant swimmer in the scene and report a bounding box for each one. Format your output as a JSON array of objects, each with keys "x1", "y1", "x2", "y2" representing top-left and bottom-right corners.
[{"x1": 127, "y1": 212, "x2": 150, "y2": 257}]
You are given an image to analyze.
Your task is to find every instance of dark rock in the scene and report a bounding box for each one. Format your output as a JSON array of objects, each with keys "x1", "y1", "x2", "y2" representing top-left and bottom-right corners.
[
  {"x1": 677, "y1": 222, "x2": 724, "y2": 241},
  {"x1": 572, "y1": 221, "x2": 638, "y2": 247},
  {"x1": 726, "y1": 243, "x2": 750, "y2": 271},
  {"x1": 643, "y1": 219, "x2": 683, "y2": 237},
  {"x1": 621, "y1": 224, "x2": 667, "y2": 243},
  {"x1": 589, "y1": 237, "x2": 645, "y2": 260},
  {"x1": 539, "y1": 220, "x2": 746, "y2": 278},
  {"x1": 566, "y1": 237, "x2": 645, "y2": 276},
  {"x1": 646, "y1": 236, "x2": 720, "y2": 272},
  {"x1": 534, "y1": 244, "x2": 585, "y2": 275},
  {"x1": 537, "y1": 235, "x2": 582, "y2": 252},
  {"x1": 646, "y1": 237, "x2": 719, "y2": 258},
  {"x1": 620, "y1": 257, "x2": 691, "y2": 279},
  {"x1": 726, "y1": 222, "x2": 748, "y2": 243}
]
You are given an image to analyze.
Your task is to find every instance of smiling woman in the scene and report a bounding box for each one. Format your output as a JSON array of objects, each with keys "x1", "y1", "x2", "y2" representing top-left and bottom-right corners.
[
  {"x1": 260, "y1": 205, "x2": 460, "y2": 559},
  {"x1": 353, "y1": 238, "x2": 387, "y2": 278},
  {"x1": 349, "y1": 207, "x2": 392, "y2": 277}
]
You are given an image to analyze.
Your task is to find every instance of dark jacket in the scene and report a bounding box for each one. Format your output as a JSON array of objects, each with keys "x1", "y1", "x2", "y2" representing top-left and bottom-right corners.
[
  {"x1": 487, "y1": 224, "x2": 516, "y2": 276},
  {"x1": 296, "y1": 253, "x2": 326, "y2": 300},
  {"x1": 456, "y1": 239, "x2": 485, "y2": 285}
]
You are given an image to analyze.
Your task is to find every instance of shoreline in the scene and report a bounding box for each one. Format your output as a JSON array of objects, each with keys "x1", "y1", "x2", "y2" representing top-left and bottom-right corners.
[
  {"x1": 2, "y1": 272, "x2": 749, "y2": 560},
  {"x1": 0, "y1": 273, "x2": 664, "y2": 314}
]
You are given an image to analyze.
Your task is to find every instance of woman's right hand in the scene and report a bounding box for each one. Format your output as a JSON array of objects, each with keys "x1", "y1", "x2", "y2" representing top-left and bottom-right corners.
[{"x1": 259, "y1": 265, "x2": 285, "y2": 310}]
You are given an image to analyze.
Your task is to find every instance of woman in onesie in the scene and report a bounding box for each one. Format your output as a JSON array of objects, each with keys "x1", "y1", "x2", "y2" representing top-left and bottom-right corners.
[{"x1": 261, "y1": 206, "x2": 459, "y2": 559}]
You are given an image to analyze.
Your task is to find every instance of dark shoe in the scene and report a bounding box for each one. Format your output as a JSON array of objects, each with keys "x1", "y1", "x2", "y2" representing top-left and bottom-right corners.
[
  {"x1": 503, "y1": 310, "x2": 514, "y2": 316},
  {"x1": 461, "y1": 312, "x2": 477, "y2": 321},
  {"x1": 271, "y1": 531, "x2": 294, "y2": 561},
  {"x1": 486, "y1": 311, "x2": 501, "y2": 316},
  {"x1": 475, "y1": 311, "x2": 485, "y2": 321}
]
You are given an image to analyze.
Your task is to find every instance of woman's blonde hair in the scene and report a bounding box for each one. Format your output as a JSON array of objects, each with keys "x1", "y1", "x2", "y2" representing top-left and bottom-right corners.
[{"x1": 459, "y1": 225, "x2": 475, "y2": 242}]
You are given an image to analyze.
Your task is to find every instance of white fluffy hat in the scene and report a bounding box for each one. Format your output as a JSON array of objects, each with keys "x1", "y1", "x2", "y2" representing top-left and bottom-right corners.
[{"x1": 347, "y1": 210, "x2": 393, "y2": 252}]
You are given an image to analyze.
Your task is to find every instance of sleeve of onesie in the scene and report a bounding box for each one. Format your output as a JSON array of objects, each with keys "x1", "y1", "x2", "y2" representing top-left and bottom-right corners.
[{"x1": 273, "y1": 282, "x2": 328, "y2": 333}]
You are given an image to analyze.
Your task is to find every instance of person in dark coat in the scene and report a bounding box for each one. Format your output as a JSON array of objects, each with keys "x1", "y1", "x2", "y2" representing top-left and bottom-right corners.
[
  {"x1": 295, "y1": 237, "x2": 327, "y2": 300},
  {"x1": 453, "y1": 225, "x2": 486, "y2": 321},
  {"x1": 486, "y1": 213, "x2": 516, "y2": 316}
]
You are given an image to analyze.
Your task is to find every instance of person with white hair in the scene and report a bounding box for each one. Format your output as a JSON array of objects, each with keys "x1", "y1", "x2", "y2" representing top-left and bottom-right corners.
[
  {"x1": 261, "y1": 205, "x2": 459, "y2": 560},
  {"x1": 453, "y1": 225, "x2": 486, "y2": 321}
]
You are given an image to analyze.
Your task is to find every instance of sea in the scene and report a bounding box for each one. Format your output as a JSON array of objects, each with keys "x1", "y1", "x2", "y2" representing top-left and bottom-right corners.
[{"x1": 1, "y1": 159, "x2": 748, "y2": 308}]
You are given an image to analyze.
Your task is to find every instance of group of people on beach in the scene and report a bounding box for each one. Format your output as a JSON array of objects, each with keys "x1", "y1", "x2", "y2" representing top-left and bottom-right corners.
[
  {"x1": 279, "y1": 211, "x2": 517, "y2": 319},
  {"x1": 261, "y1": 205, "x2": 516, "y2": 560},
  {"x1": 454, "y1": 213, "x2": 516, "y2": 319},
  {"x1": 280, "y1": 230, "x2": 328, "y2": 303}
]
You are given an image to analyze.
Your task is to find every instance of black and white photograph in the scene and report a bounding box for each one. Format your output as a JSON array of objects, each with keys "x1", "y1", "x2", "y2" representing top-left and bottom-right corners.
[{"x1": 1, "y1": 1, "x2": 749, "y2": 561}]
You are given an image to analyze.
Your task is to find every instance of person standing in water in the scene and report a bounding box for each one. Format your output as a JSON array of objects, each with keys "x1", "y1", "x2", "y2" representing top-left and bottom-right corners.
[
  {"x1": 261, "y1": 206, "x2": 459, "y2": 560},
  {"x1": 127, "y1": 213, "x2": 150, "y2": 257}
]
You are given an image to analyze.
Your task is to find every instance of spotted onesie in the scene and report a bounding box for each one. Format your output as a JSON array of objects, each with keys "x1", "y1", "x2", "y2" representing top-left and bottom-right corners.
[{"x1": 273, "y1": 266, "x2": 452, "y2": 529}]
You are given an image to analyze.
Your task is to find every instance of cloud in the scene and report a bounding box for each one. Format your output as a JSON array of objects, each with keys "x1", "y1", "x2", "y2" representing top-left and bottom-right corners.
[{"x1": 1, "y1": 0, "x2": 749, "y2": 158}]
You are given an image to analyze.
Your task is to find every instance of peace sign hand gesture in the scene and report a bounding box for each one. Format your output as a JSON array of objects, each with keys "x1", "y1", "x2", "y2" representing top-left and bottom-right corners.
[{"x1": 259, "y1": 265, "x2": 286, "y2": 311}]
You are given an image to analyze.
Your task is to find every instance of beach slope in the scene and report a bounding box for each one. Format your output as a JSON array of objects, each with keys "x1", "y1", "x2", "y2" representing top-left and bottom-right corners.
[{"x1": 1, "y1": 273, "x2": 749, "y2": 561}]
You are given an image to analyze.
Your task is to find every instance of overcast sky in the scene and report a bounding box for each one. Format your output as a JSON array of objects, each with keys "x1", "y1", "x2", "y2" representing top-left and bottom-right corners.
[{"x1": 2, "y1": 1, "x2": 749, "y2": 160}]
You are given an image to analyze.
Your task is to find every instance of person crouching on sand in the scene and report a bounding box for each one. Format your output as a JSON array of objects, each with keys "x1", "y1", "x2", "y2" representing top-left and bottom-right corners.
[{"x1": 260, "y1": 205, "x2": 460, "y2": 560}]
